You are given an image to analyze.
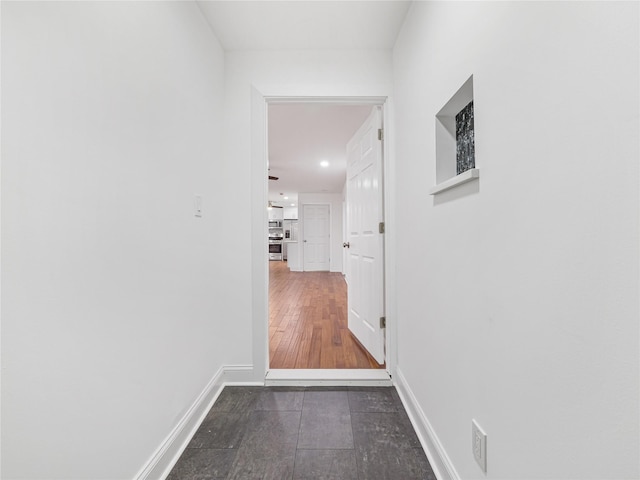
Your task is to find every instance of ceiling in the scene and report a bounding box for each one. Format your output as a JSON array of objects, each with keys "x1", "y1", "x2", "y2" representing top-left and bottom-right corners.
[
  {"x1": 268, "y1": 103, "x2": 374, "y2": 206},
  {"x1": 196, "y1": 1, "x2": 411, "y2": 209},
  {"x1": 196, "y1": 1, "x2": 411, "y2": 51}
]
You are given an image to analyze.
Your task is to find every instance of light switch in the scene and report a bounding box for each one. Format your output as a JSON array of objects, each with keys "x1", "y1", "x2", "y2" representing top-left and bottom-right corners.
[{"x1": 194, "y1": 195, "x2": 203, "y2": 217}]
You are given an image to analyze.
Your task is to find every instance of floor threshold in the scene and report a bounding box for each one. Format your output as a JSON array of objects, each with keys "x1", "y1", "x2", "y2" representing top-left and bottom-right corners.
[{"x1": 265, "y1": 369, "x2": 392, "y2": 387}]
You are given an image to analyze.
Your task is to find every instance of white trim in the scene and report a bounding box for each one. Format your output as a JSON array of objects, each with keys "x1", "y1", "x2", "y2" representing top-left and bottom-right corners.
[
  {"x1": 381, "y1": 98, "x2": 397, "y2": 379},
  {"x1": 134, "y1": 366, "x2": 226, "y2": 480},
  {"x1": 222, "y1": 364, "x2": 264, "y2": 386},
  {"x1": 429, "y1": 168, "x2": 480, "y2": 195},
  {"x1": 135, "y1": 365, "x2": 262, "y2": 480},
  {"x1": 394, "y1": 367, "x2": 460, "y2": 480},
  {"x1": 266, "y1": 369, "x2": 392, "y2": 387},
  {"x1": 251, "y1": 85, "x2": 270, "y2": 382},
  {"x1": 251, "y1": 88, "x2": 395, "y2": 382}
]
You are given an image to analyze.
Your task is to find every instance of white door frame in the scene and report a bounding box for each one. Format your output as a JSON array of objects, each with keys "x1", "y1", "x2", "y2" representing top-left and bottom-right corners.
[{"x1": 250, "y1": 87, "x2": 397, "y2": 383}]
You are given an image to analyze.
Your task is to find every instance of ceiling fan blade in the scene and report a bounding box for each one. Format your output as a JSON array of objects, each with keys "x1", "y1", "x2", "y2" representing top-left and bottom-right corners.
[{"x1": 268, "y1": 175, "x2": 279, "y2": 180}]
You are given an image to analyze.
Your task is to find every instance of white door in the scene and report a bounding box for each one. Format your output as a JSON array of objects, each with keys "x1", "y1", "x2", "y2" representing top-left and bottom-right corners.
[
  {"x1": 345, "y1": 106, "x2": 385, "y2": 364},
  {"x1": 303, "y1": 204, "x2": 330, "y2": 271}
]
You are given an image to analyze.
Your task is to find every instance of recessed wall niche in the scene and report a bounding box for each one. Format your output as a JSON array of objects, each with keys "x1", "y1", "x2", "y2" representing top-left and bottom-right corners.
[{"x1": 431, "y1": 75, "x2": 479, "y2": 195}]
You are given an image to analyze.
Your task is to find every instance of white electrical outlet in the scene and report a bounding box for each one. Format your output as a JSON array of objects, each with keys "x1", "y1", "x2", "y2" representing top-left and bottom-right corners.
[{"x1": 472, "y1": 419, "x2": 487, "y2": 474}]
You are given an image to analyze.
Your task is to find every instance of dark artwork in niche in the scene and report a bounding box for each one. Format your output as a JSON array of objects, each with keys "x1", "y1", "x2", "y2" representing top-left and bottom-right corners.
[{"x1": 455, "y1": 100, "x2": 475, "y2": 175}]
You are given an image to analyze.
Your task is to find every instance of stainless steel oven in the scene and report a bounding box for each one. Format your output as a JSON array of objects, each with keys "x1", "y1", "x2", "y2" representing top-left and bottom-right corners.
[{"x1": 268, "y1": 240, "x2": 283, "y2": 261}]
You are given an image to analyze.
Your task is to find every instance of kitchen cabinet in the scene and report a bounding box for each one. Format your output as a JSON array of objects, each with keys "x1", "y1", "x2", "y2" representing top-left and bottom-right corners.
[
  {"x1": 283, "y1": 206, "x2": 298, "y2": 219},
  {"x1": 268, "y1": 207, "x2": 284, "y2": 221}
]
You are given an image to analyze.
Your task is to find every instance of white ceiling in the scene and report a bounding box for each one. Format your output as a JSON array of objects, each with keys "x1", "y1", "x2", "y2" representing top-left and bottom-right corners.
[
  {"x1": 196, "y1": 1, "x2": 411, "y2": 208},
  {"x1": 197, "y1": 1, "x2": 411, "y2": 51},
  {"x1": 268, "y1": 103, "x2": 374, "y2": 206}
]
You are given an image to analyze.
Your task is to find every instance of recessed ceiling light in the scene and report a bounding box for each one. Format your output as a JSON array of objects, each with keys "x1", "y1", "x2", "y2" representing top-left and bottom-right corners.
[
  {"x1": 320, "y1": 160, "x2": 329, "y2": 168},
  {"x1": 284, "y1": 196, "x2": 289, "y2": 200},
  {"x1": 291, "y1": 203, "x2": 295, "y2": 207}
]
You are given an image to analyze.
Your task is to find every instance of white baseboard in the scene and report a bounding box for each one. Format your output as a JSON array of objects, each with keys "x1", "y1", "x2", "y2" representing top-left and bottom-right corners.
[
  {"x1": 222, "y1": 364, "x2": 264, "y2": 385},
  {"x1": 134, "y1": 365, "x2": 262, "y2": 480},
  {"x1": 394, "y1": 367, "x2": 460, "y2": 480},
  {"x1": 134, "y1": 366, "x2": 226, "y2": 480}
]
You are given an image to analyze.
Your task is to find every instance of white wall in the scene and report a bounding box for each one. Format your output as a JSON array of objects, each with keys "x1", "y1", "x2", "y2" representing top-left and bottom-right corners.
[
  {"x1": 298, "y1": 192, "x2": 343, "y2": 272},
  {"x1": 393, "y1": 2, "x2": 639, "y2": 479},
  {"x1": 1, "y1": 2, "x2": 231, "y2": 478},
  {"x1": 225, "y1": 49, "x2": 393, "y2": 378}
]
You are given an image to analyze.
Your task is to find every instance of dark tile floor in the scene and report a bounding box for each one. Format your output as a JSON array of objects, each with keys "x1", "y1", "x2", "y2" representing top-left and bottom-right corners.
[{"x1": 167, "y1": 386, "x2": 437, "y2": 480}]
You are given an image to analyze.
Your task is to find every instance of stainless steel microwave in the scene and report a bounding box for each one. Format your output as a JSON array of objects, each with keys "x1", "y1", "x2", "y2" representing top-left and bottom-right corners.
[{"x1": 268, "y1": 220, "x2": 282, "y2": 228}]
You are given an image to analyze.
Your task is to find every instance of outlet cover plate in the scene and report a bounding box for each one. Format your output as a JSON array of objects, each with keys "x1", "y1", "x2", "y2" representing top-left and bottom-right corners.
[{"x1": 472, "y1": 419, "x2": 487, "y2": 474}]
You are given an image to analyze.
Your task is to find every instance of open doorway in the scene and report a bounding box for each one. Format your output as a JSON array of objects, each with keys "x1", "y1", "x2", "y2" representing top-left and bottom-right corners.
[{"x1": 267, "y1": 102, "x2": 386, "y2": 370}]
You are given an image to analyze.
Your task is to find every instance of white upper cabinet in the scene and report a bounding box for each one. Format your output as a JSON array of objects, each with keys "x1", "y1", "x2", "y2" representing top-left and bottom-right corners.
[
  {"x1": 268, "y1": 207, "x2": 284, "y2": 221},
  {"x1": 283, "y1": 206, "x2": 298, "y2": 219}
]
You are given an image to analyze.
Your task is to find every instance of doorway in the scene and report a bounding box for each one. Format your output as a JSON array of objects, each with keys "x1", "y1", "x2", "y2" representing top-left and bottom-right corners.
[{"x1": 266, "y1": 101, "x2": 386, "y2": 372}]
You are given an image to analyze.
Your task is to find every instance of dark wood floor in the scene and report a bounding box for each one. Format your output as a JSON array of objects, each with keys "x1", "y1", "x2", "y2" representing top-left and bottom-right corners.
[{"x1": 269, "y1": 261, "x2": 384, "y2": 369}]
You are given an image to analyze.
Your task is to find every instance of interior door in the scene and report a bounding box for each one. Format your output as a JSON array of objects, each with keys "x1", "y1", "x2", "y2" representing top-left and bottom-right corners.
[
  {"x1": 303, "y1": 204, "x2": 330, "y2": 271},
  {"x1": 345, "y1": 106, "x2": 385, "y2": 364}
]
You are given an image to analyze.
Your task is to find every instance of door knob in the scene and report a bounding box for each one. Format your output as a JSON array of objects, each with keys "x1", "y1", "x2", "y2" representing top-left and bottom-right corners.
[{"x1": 343, "y1": 242, "x2": 350, "y2": 248}]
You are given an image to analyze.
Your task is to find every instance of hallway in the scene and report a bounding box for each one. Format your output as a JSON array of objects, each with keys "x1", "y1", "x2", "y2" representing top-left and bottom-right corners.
[
  {"x1": 167, "y1": 386, "x2": 436, "y2": 480},
  {"x1": 3, "y1": 2, "x2": 638, "y2": 479},
  {"x1": 269, "y1": 261, "x2": 383, "y2": 369}
]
